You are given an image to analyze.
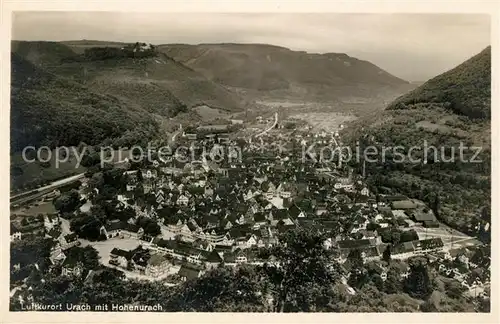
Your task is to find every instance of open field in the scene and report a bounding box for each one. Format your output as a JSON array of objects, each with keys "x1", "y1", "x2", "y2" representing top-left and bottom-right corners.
[
  {"x1": 192, "y1": 105, "x2": 232, "y2": 121},
  {"x1": 80, "y1": 238, "x2": 142, "y2": 265},
  {"x1": 291, "y1": 112, "x2": 358, "y2": 132}
]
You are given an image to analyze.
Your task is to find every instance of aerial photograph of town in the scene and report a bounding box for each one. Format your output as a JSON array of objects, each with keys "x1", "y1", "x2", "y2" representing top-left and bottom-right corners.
[{"x1": 8, "y1": 10, "x2": 492, "y2": 315}]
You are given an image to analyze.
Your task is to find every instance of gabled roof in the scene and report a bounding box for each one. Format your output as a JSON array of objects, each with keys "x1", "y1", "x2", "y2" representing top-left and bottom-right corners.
[
  {"x1": 174, "y1": 242, "x2": 203, "y2": 257},
  {"x1": 154, "y1": 238, "x2": 177, "y2": 250},
  {"x1": 64, "y1": 233, "x2": 78, "y2": 242},
  {"x1": 205, "y1": 226, "x2": 227, "y2": 236},
  {"x1": 220, "y1": 218, "x2": 232, "y2": 227},
  {"x1": 229, "y1": 225, "x2": 252, "y2": 239},
  {"x1": 187, "y1": 222, "x2": 198, "y2": 232},
  {"x1": 47, "y1": 228, "x2": 62, "y2": 238},
  {"x1": 131, "y1": 248, "x2": 151, "y2": 267},
  {"x1": 203, "y1": 250, "x2": 223, "y2": 263},
  {"x1": 164, "y1": 214, "x2": 184, "y2": 226},
  {"x1": 205, "y1": 214, "x2": 219, "y2": 224},
  {"x1": 260, "y1": 181, "x2": 272, "y2": 192},
  {"x1": 412, "y1": 211, "x2": 437, "y2": 222},
  {"x1": 148, "y1": 254, "x2": 167, "y2": 266},
  {"x1": 253, "y1": 212, "x2": 267, "y2": 223},
  {"x1": 10, "y1": 223, "x2": 20, "y2": 233},
  {"x1": 337, "y1": 239, "x2": 372, "y2": 250},
  {"x1": 288, "y1": 204, "x2": 303, "y2": 218},
  {"x1": 272, "y1": 209, "x2": 289, "y2": 220},
  {"x1": 178, "y1": 265, "x2": 202, "y2": 281},
  {"x1": 110, "y1": 248, "x2": 132, "y2": 259},
  {"x1": 391, "y1": 200, "x2": 417, "y2": 210},
  {"x1": 214, "y1": 244, "x2": 233, "y2": 252},
  {"x1": 392, "y1": 241, "x2": 415, "y2": 255}
]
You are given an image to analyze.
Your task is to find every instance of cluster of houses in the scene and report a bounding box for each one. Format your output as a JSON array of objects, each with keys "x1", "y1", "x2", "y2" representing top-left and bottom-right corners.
[
  {"x1": 88, "y1": 148, "x2": 455, "y2": 279},
  {"x1": 434, "y1": 245, "x2": 491, "y2": 290},
  {"x1": 9, "y1": 212, "x2": 83, "y2": 279},
  {"x1": 9, "y1": 125, "x2": 490, "y2": 301}
]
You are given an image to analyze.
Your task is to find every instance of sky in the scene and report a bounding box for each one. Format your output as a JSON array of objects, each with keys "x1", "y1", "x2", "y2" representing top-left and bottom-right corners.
[{"x1": 12, "y1": 12, "x2": 490, "y2": 81}]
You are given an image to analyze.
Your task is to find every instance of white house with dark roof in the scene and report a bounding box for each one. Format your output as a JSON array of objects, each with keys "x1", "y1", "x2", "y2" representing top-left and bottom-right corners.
[
  {"x1": 177, "y1": 194, "x2": 189, "y2": 206},
  {"x1": 145, "y1": 254, "x2": 171, "y2": 278},
  {"x1": 59, "y1": 233, "x2": 80, "y2": 250},
  {"x1": 109, "y1": 248, "x2": 131, "y2": 268},
  {"x1": 10, "y1": 224, "x2": 22, "y2": 241},
  {"x1": 44, "y1": 214, "x2": 59, "y2": 231}
]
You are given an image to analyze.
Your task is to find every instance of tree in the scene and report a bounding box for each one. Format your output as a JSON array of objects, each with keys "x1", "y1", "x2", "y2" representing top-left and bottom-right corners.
[
  {"x1": 136, "y1": 169, "x2": 143, "y2": 182},
  {"x1": 445, "y1": 279, "x2": 467, "y2": 299},
  {"x1": 165, "y1": 266, "x2": 266, "y2": 312},
  {"x1": 116, "y1": 207, "x2": 136, "y2": 222},
  {"x1": 137, "y1": 216, "x2": 161, "y2": 237},
  {"x1": 347, "y1": 249, "x2": 364, "y2": 269},
  {"x1": 366, "y1": 222, "x2": 381, "y2": 231},
  {"x1": 53, "y1": 190, "x2": 81, "y2": 214},
  {"x1": 431, "y1": 193, "x2": 441, "y2": 218},
  {"x1": 420, "y1": 300, "x2": 439, "y2": 312},
  {"x1": 81, "y1": 152, "x2": 101, "y2": 167},
  {"x1": 70, "y1": 215, "x2": 104, "y2": 241},
  {"x1": 11, "y1": 238, "x2": 53, "y2": 272},
  {"x1": 480, "y1": 205, "x2": 490, "y2": 223},
  {"x1": 404, "y1": 263, "x2": 433, "y2": 299},
  {"x1": 89, "y1": 205, "x2": 107, "y2": 223},
  {"x1": 264, "y1": 228, "x2": 339, "y2": 312},
  {"x1": 392, "y1": 230, "x2": 401, "y2": 245},
  {"x1": 382, "y1": 246, "x2": 392, "y2": 263},
  {"x1": 384, "y1": 265, "x2": 403, "y2": 294},
  {"x1": 144, "y1": 222, "x2": 161, "y2": 237},
  {"x1": 64, "y1": 246, "x2": 100, "y2": 271}
]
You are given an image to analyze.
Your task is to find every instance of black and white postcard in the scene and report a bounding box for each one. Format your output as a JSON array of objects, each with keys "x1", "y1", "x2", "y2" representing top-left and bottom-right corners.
[{"x1": 2, "y1": 1, "x2": 498, "y2": 323}]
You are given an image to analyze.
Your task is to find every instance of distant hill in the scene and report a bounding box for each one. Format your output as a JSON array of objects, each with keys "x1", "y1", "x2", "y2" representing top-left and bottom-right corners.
[
  {"x1": 388, "y1": 46, "x2": 491, "y2": 119},
  {"x1": 12, "y1": 41, "x2": 247, "y2": 116},
  {"x1": 344, "y1": 46, "x2": 491, "y2": 237},
  {"x1": 157, "y1": 43, "x2": 409, "y2": 100}
]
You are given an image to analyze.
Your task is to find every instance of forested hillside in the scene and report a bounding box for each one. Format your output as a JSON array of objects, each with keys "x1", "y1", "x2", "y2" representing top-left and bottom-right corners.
[
  {"x1": 344, "y1": 47, "x2": 491, "y2": 237},
  {"x1": 10, "y1": 53, "x2": 159, "y2": 152},
  {"x1": 388, "y1": 46, "x2": 491, "y2": 119}
]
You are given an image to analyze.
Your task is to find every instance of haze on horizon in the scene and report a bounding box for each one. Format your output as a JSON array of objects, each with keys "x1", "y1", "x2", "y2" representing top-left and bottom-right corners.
[{"x1": 12, "y1": 12, "x2": 490, "y2": 82}]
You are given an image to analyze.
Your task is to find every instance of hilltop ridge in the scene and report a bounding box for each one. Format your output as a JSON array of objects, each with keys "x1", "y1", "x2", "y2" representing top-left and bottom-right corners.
[
  {"x1": 344, "y1": 46, "x2": 491, "y2": 234},
  {"x1": 157, "y1": 43, "x2": 409, "y2": 100}
]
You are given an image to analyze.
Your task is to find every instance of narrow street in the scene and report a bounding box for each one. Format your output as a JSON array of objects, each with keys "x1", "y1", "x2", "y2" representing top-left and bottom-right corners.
[{"x1": 254, "y1": 112, "x2": 278, "y2": 138}]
